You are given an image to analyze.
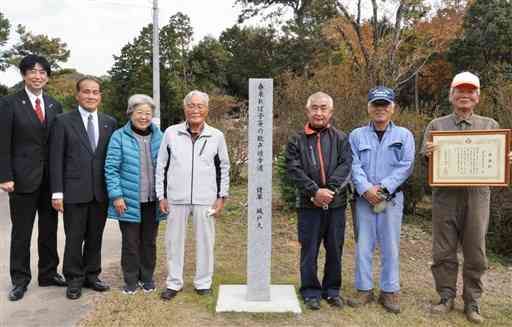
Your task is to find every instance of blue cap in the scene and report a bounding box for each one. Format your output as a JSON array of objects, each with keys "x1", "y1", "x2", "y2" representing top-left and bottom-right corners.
[{"x1": 368, "y1": 86, "x2": 395, "y2": 104}]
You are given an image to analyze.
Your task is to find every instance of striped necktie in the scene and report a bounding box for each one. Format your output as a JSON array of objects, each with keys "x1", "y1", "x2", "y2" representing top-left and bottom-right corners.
[
  {"x1": 34, "y1": 98, "x2": 44, "y2": 123},
  {"x1": 87, "y1": 114, "x2": 97, "y2": 151}
]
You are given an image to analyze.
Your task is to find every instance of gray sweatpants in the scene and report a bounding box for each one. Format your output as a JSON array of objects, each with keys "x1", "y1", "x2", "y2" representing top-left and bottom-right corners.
[{"x1": 165, "y1": 204, "x2": 215, "y2": 290}]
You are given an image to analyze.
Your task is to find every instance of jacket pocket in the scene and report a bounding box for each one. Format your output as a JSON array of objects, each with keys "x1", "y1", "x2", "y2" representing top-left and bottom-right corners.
[
  {"x1": 389, "y1": 141, "x2": 403, "y2": 163},
  {"x1": 358, "y1": 143, "x2": 371, "y2": 167}
]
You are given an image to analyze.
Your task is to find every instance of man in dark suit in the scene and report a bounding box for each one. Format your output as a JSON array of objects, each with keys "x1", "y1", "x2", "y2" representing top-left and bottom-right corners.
[
  {"x1": 0, "y1": 55, "x2": 66, "y2": 301},
  {"x1": 49, "y1": 76, "x2": 116, "y2": 300}
]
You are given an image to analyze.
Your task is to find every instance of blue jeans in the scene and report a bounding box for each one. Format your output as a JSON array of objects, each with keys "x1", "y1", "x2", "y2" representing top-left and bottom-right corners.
[
  {"x1": 354, "y1": 192, "x2": 404, "y2": 292},
  {"x1": 298, "y1": 207, "x2": 346, "y2": 299}
]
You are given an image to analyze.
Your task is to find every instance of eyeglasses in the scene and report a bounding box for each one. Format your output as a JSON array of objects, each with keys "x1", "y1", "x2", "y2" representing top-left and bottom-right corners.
[
  {"x1": 133, "y1": 110, "x2": 153, "y2": 117},
  {"x1": 186, "y1": 103, "x2": 207, "y2": 111},
  {"x1": 26, "y1": 69, "x2": 48, "y2": 76},
  {"x1": 309, "y1": 105, "x2": 331, "y2": 113}
]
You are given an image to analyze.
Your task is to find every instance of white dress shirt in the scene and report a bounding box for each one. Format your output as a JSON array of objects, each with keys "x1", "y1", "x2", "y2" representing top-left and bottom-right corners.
[{"x1": 25, "y1": 87, "x2": 45, "y2": 119}]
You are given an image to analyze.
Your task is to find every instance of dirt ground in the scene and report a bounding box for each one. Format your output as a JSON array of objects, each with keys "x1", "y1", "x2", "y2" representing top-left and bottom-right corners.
[{"x1": 79, "y1": 186, "x2": 512, "y2": 327}]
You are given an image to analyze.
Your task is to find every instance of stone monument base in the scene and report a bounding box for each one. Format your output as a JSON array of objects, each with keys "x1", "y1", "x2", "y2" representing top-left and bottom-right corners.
[{"x1": 216, "y1": 284, "x2": 301, "y2": 313}]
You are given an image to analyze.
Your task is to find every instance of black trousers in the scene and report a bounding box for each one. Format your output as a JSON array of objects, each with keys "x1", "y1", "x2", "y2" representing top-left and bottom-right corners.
[
  {"x1": 9, "y1": 179, "x2": 59, "y2": 287},
  {"x1": 62, "y1": 200, "x2": 107, "y2": 286},
  {"x1": 119, "y1": 202, "x2": 159, "y2": 286},
  {"x1": 297, "y1": 207, "x2": 346, "y2": 299}
]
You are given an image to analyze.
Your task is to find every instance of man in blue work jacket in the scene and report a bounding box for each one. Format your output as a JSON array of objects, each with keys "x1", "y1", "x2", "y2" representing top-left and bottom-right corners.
[{"x1": 346, "y1": 86, "x2": 415, "y2": 313}]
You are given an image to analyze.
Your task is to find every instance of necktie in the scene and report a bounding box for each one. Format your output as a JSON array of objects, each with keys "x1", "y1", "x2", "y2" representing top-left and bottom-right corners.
[
  {"x1": 459, "y1": 120, "x2": 469, "y2": 131},
  {"x1": 34, "y1": 98, "x2": 44, "y2": 123},
  {"x1": 87, "y1": 114, "x2": 97, "y2": 151}
]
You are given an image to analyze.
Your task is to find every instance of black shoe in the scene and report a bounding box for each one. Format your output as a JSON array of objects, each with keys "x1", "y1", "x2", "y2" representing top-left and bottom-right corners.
[
  {"x1": 84, "y1": 279, "x2": 110, "y2": 292},
  {"x1": 66, "y1": 286, "x2": 82, "y2": 300},
  {"x1": 160, "y1": 288, "x2": 180, "y2": 301},
  {"x1": 324, "y1": 296, "x2": 344, "y2": 308},
  {"x1": 304, "y1": 297, "x2": 321, "y2": 310},
  {"x1": 8, "y1": 285, "x2": 27, "y2": 301},
  {"x1": 195, "y1": 288, "x2": 212, "y2": 296},
  {"x1": 39, "y1": 274, "x2": 67, "y2": 287}
]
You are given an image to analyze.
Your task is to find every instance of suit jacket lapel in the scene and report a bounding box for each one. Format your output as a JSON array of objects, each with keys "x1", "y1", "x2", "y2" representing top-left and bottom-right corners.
[
  {"x1": 42, "y1": 95, "x2": 56, "y2": 139},
  {"x1": 95, "y1": 113, "x2": 109, "y2": 156},
  {"x1": 43, "y1": 94, "x2": 57, "y2": 123},
  {"x1": 70, "y1": 110, "x2": 94, "y2": 154},
  {"x1": 19, "y1": 90, "x2": 42, "y2": 128}
]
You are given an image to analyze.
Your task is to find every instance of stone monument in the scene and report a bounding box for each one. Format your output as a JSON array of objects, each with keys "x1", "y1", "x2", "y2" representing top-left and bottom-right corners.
[{"x1": 216, "y1": 79, "x2": 301, "y2": 313}]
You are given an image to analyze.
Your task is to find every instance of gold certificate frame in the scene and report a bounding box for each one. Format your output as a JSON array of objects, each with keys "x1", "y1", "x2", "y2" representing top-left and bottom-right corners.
[{"x1": 429, "y1": 129, "x2": 511, "y2": 187}]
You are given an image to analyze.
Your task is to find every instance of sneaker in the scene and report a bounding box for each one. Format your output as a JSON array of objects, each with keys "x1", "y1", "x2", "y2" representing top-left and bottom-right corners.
[
  {"x1": 346, "y1": 290, "x2": 375, "y2": 308},
  {"x1": 304, "y1": 297, "x2": 321, "y2": 310},
  {"x1": 431, "y1": 296, "x2": 455, "y2": 314},
  {"x1": 141, "y1": 281, "x2": 156, "y2": 293},
  {"x1": 464, "y1": 302, "x2": 484, "y2": 324},
  {"x1": 122, "y1": 284, "x2": 138, "y2": 295},
  {"x1": 378, "y1": 291, "x2": 400, "y2": 314}
]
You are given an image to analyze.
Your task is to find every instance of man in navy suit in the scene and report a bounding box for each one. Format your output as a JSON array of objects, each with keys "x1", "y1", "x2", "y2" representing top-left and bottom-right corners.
[
  {"x1": 0, "y1": 55, "x2": 66, "y2": 301},
  {"x1": 50, "y1": 76, "x2": 116, "y2": 299}
]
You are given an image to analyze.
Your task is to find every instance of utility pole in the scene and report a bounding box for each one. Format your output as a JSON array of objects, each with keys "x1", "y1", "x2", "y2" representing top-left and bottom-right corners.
[{"x1": 152, "y1": 0, "x2": 161, "y2": 128}]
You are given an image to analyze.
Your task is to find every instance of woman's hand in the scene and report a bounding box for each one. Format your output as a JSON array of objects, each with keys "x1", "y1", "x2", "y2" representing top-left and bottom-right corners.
[{"x1": 114, "y1": 198, "x2": 127, "y2": 216}]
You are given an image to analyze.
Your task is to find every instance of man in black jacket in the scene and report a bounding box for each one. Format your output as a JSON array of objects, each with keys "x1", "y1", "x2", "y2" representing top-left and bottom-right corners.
[
  {"x1": 50, "y1": 76, "x2": 116, "y2": 299},
  {"x1": 0, "y1": 55, "x2": 66, "y2": 301},
  {"x1": 285, "y1": 92, "x2": 352, "y2": 310}
]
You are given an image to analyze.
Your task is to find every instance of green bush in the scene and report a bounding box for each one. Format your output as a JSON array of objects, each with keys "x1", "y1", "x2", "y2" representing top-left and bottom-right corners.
[
  {"x1": 489, "y1": 188, "x2": 512, "y2": 259},
  {"x1": 393, "y1": 109, "x2": 431, "y2": 215},
  {"x1": 275, "y1": 149, "x2": 297, "y2": 210},
  {"x1": 474, "y1": 79, "x2": 512, "y2": 259}
]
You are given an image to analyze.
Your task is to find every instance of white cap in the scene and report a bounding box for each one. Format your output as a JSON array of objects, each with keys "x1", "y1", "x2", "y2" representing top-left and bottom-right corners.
[{"x1": 451, "y1": 72, "x2": 480, "y2": 89}]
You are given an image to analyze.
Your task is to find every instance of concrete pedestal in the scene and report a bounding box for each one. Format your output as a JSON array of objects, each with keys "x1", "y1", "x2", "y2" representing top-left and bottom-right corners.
[{"x1": 216, "y1": 284, "x2": 301, "y2": 313}]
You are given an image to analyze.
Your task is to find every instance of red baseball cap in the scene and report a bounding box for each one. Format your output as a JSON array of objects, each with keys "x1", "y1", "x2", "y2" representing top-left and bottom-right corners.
[{"x1": 451, "y1": 72, "x2": 480, "y2": 89}]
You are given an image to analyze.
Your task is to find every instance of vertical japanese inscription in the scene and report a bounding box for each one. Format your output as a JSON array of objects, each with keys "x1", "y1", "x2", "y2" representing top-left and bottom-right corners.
[{"x1": 247, "y1": 79, "x2": 273, "y2": 301}]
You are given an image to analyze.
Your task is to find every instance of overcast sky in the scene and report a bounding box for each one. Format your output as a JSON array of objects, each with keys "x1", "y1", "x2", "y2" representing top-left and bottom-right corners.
[
  {"x1": 0, "y1": 0, "x2": 243, "y2": 86},
  {"x1": 1, "y1": 0, "x2": 445, "y2": 87}
]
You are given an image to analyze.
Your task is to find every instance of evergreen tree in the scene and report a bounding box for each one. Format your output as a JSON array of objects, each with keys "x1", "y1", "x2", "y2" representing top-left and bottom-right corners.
[{"x1": 448, "y1": 0, "x2": 512, "y2": 84}]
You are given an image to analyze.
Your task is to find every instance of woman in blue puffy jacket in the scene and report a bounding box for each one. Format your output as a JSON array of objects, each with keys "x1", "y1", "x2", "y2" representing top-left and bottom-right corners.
[{"x1": 104, "y1": 94, "x2": 164, "y2": 295}]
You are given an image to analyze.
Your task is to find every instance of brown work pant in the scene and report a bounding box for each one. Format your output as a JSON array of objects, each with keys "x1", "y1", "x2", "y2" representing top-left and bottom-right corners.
[{"x1": 431, "y1": 187, "x2": 490, "y2": 303}]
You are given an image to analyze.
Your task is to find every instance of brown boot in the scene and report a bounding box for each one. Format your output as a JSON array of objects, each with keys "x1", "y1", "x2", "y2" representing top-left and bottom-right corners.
[
  {"x1": 431, "y1": 297, "x2": 455, "y2": 314},
  {"x1": 346, "y1": 290, "x2": 375, "y2": 308},
  {"x1": 378, "y1": 291, "x2": 400, "y2": 314},
  {"x1": 464, "y1": 302, "x2": 484, "y2": 324}
]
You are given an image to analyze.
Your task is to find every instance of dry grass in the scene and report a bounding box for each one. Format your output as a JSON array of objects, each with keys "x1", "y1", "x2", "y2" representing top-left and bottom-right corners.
[{"x1": 79, "y1": 184, "x2": 512, "y2": 327}]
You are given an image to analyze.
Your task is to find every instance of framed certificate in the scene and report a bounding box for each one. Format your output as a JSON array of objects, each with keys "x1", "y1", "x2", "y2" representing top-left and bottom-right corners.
[{"x1": 429, "y1": 129, "x2": 511, "y2": 187}]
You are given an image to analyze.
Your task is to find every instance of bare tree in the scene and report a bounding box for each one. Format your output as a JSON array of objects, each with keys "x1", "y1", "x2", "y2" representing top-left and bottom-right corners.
[{"x1": 333, "y1": 0, "x2": 433, "y2": 89}]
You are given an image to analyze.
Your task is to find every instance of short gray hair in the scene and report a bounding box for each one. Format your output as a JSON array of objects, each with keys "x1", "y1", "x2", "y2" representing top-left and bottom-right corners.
[
  {"x1": 126, "y1": 94, "x2": 155, "y2": 115},
  {"x1": 306, "y1": 92, "x2": 334, "y2": 109},
  {"x1": 183, "y1": 90, "x2": 209, "y2": 107}
]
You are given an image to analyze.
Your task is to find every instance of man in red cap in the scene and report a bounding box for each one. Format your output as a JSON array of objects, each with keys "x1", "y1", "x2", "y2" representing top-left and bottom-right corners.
[{"x1": 421, "y1": 71, "x2": 498, "y2": 324}]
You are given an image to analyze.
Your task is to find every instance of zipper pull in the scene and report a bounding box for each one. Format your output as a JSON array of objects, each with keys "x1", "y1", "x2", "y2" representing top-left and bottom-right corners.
[
  {"x1": 309, "y1": 145, "x2": 317, "y2": 166},
  {"x1": 199, "y1": 139, "x2": 208, "y2": 155}
]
